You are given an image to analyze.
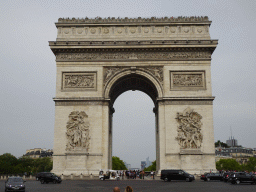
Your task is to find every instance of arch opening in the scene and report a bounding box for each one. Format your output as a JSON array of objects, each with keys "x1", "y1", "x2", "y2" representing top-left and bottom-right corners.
[
  {"x1": 108, "y1": 74, "x2": 159, "y2": 106},
  {"x1": 106, "y1": 73, "x2": 160, "y2": 170}
]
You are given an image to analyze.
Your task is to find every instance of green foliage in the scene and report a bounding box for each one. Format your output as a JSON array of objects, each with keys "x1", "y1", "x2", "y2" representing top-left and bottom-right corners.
[
  {"x1": 0, "y1": 153, "x2": 53, "y2": 175},
  {"x1": 144, "y1": 160, "x2": 156, "y2": 171},
  {"x1": 112, "y1": 156, "x2": 127, "y2": 170},
  {"x1": 0, "y1": 153, "x2": 18, "y2": 174},
  {"x1": 31, "y1": 157, "x2": 53, "y2": 174},
  {"x1": 216, "y1": 159, "x2": 241, "y2": 171},
  {"x1": 215, "y1": 140, "x2": 229, "y2": 148},
  {"x1": 245, "y1": 157, "x2": 256, "y2": 172}
]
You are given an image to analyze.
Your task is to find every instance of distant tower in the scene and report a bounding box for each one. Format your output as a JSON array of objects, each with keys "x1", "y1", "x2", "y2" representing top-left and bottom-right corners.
[{"x1": 226, "y1": 136, "x2": 238, "y2": 147}]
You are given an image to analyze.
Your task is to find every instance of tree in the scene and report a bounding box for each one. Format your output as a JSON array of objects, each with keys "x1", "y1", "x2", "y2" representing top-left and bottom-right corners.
[
  {"x1": 216, "y1": 159, "x2": 241, "y2": 171},
  {"x1": 31, "y1": 157, "x2": 53, "y2": 174},
  {"x1": 112, "y1": 156, "x2": 127, "y2": 170},
  {"x1": 246, "y1": 157, "x2": 256, "y2": 172},
  {"x1": 215, "y1": 140, "x2": 229, "y2": 148},
  {"x1": 0, "y1": 153, "x2": 18, "y2": 174},
  {"x1": 144, "y1": 160, "x2": 156, "y2": 171}
]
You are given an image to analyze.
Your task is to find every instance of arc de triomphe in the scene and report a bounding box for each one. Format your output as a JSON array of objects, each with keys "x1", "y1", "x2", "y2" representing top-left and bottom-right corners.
[{"x1": 49, "y1": 17, "x2": 217, "y2": 176}]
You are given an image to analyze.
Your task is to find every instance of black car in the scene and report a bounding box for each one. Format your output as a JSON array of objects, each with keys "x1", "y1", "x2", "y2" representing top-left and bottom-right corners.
[
  {"x1": 40, "y1": 173, "x2": 62, "y2": 184},
  {"x1": 200, "y1": 173, "x2": 209, "y2": 180},
  {"x1": 5, "y1": 176, "x2": 26, "y2": 192},
  {"x1": 229, "y1": 172, "x2": 256, "y2": 184},
  {"x1": 201, "y1": 173, "x2": 223, "y2": 181},
  {"x1": 161, "y1": 169, "x2": 195, "y2": 182},
  {"x1": 36, "y1": 172, "x2": 50, "y2": 181},
  {"x1": 222, "y1": 172, "x2": 233, "y2": 182}
]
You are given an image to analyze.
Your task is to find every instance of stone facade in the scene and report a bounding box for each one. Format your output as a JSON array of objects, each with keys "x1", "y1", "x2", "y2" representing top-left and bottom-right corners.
[{"x1": 50, "y1": 16, "x2": 218, "y2": 176}]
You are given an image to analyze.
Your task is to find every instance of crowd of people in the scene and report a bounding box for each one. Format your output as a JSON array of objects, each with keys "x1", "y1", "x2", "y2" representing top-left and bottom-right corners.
[{"x1": 115, "y1": 170, "x2": 155, "y2": 180}]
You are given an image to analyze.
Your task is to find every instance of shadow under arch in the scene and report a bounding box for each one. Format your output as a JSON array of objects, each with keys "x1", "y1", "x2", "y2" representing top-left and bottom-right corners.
[{"x1": 104, "y1": 69, "x2": 163, "y2": 105}]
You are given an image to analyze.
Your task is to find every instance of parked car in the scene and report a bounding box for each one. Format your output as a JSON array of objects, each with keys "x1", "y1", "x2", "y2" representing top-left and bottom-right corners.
[
  {"x1": 222, "y1": 172, "x2": 233, "y2": 182},
  {"x1": 40, "y1": 173, "x2": 62, "y2": 184},
  {"x1": 5, "y1": 176, "x2": 26, "y2": 192},
  {"x1": 229, "y1": 172, "x2": 256, "y2": 184},
  {"x1": 161, "y1": 169, "x2": 195, "y2": 182},
  {"x1": 36, "y1": 172, "x2": 49, "y2": 181},
  {"x1": 200, "y1": 173, "x2": 209, "y2": 180},
  {"x1": 99, "y1": 169, "x2": 120, "y2": 181},
  {"x1": 202, "y1": 173, "x2": 223, "y2": 181}
]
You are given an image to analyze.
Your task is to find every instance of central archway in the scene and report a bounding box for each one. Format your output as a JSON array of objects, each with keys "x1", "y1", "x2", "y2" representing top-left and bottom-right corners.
[{"x1": 104, "y1": 69, "x2": 163, "y2": 170}]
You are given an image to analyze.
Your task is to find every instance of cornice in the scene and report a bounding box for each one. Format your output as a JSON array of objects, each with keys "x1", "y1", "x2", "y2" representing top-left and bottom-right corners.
[
  {"x1": 49, "y1": 39, "x2": 218, "y2": 47},
  {"x1": 56, "y1": 16, "x2": 211, "y2": 26}
]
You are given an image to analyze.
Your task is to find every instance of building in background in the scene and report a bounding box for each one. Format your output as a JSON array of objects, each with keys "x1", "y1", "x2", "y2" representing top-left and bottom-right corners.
[
  {"x1": 226, "y1": 136, "x2": 238, "y2": 147},
  {"x1": 146, "y1": 157, "x2": 152, "y2": 167},
  {"x1": 141, "y1": 161, "x2": 146, "y2": 170},
  {"x1": 24, "y1": 148, "x2": 53, "y2": 159},
  {"x1": 215, "y1": 147, "x2": 255, "y2": 164},
  {"x1": 124, "y1": 161, "x2": 131, "y2": 170}
]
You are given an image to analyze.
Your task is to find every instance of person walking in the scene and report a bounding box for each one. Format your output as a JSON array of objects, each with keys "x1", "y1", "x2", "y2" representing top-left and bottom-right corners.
[
  {"x1": 122, "y1": 171, "x2": 124, "y2": 180},
  {"x1": 142, "y1": 170, "x2": 145, "y2": 180}
]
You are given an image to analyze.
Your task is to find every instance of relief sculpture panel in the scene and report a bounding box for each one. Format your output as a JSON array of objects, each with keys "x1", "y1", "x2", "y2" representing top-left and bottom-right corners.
[
  {"x1": 170, "y1": 71, "x2": 205, "y2": 91},
  {"x1": 175, "y1": 107, "x2": 203, "y2": 149},
  {"x1": 66, "y1": 111, "x2": 91, "y2": 151},
  {"x1": 62, "y1": 72, "x2": 96, "y2": 91}
]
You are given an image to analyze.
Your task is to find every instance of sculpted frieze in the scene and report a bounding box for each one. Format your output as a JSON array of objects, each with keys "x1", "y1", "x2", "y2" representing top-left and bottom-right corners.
[
  {"x1": 56, "y1": 51, "x2": 211, "y2": 61},
  {"x1": 173, "y1": 74, "x2": 203, "y2": 87},
  {"x1": 170, "y1": 71, "x2": 205, "y2": 90},
  {"x1": 62, "y1": 72, "x2": 96, "y2": 91},
  {"x1": 175, "y1": 107, "x2": 203, "y2": 149},
  {"x1": 66, "y1": 111, "x2": 91, "y2": 151}
]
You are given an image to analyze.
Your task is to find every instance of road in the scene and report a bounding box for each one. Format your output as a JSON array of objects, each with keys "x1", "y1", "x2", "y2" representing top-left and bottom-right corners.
[{"x1": 1, "y1": 179, "x2": 256, "y2": 192}]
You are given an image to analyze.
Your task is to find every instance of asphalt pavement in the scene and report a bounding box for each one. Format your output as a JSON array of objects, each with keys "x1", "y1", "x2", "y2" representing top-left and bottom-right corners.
[{"x1": 1, "y1": 179, "x2": 256, "y2": 192}]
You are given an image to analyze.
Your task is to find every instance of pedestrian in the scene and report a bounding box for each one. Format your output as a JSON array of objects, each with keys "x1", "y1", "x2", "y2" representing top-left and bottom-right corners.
[
  {"x1": 134, "y1": 171, "x2": 136, "y2": 179},
  {"x1": 113, "y1": 187, "x2": 120, "y2": 192},
  {"x1": 151, "y1": 170, "x2": 154, "y2": 179},
  {"x1": 142, "y1": 170, "x2": 145, "y2": 180},
  {"x1": 122, "y1": 171, "x2": 124, "y2": 180},
  {"x1": 153, "y1": 171, "x2": 155, "y2": 180},
  {"x1": 126, "y1": 171, "x2": 129, "y2": 180},
  {"x1": 125, "y1": 186, "x2": 133, "y2": 192}
]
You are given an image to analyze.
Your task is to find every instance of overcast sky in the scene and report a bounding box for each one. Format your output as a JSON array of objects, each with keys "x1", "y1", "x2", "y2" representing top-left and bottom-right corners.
[{"x1": 0, "y1": 0, "x2": 255, "y2": 168}]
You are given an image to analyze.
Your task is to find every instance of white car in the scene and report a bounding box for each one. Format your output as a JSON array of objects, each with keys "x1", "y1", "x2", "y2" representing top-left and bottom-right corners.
[{"x1": 99, "y1": 169, "x2": 120, "y2": 181}]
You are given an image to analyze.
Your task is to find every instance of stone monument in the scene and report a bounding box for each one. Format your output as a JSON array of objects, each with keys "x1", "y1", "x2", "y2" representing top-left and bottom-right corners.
[{"x1": 49, "y1": 16, "x2": 218, "y2": 176}]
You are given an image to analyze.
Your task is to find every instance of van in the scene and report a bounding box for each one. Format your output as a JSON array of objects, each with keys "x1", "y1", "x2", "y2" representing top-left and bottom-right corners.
[{"x1": 161, "y1": 169, "x2": 195, "y2": 182}]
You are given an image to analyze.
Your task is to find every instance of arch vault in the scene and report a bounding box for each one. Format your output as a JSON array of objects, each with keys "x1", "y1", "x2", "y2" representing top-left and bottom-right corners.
[{"x1": 50, "y1": 16, "x2": 218, "y2": 176}]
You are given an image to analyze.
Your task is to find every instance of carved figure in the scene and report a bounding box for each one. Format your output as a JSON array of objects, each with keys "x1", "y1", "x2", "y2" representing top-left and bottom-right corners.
[
  {"x1": 66, "y1": 111, "x2": 91, "y2": 151},
  {"x1": 64, "y1": 75, "x2": 94, "y2": 88},
  {"x1": 173, "y1": 74, "x2": 202, "y2": 87},
  {"x1": 175, "y1": 107, "x2": 203, "y2": 149}
]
